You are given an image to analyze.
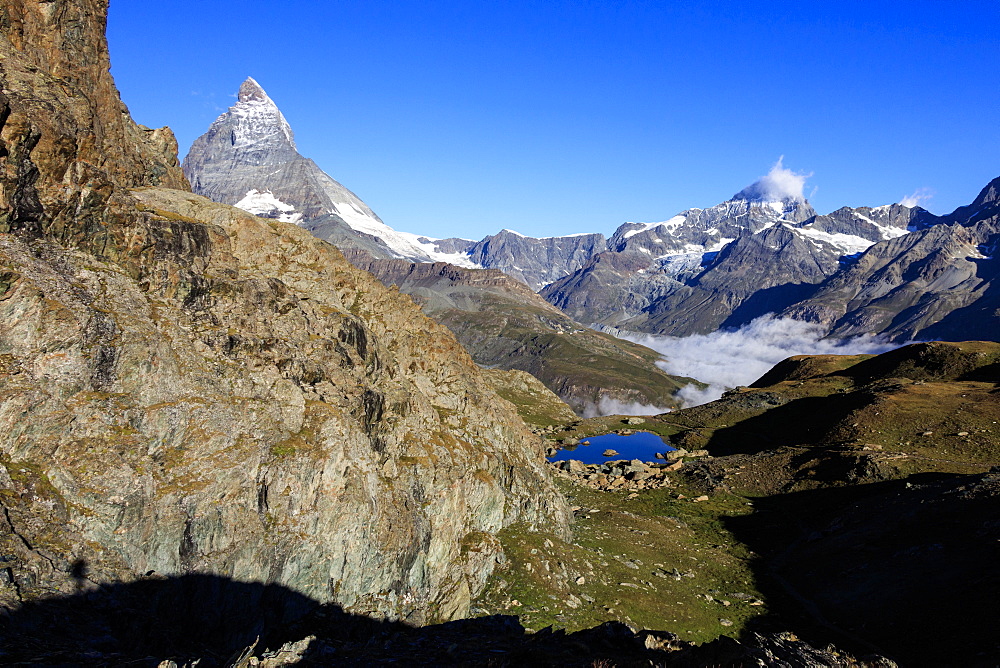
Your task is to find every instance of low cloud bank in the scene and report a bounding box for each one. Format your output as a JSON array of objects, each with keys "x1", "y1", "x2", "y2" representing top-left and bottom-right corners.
[
  {"x1": 622, "y1": 316, "x2": 906, "y2": 408},
  {"x1": 581, "y1": 396, "x2": 673, "y2": 419}
]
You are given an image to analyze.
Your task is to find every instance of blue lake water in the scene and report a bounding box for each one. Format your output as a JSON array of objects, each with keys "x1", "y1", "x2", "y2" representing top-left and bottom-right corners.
[{"x1": 548, "y1": 432, "x2": 675, "y2": 465}]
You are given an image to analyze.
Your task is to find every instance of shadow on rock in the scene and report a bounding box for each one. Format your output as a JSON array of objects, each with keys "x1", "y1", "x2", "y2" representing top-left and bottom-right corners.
[
  {"x1": 0, "y1": 568, "x2": 895, "y2": 666},
  {"x1": 0, "y1": 571, "x2": 336, "y2": 665},
  {"x1": 726, "y1": 470, "x2": 1000, "y2": 667}
]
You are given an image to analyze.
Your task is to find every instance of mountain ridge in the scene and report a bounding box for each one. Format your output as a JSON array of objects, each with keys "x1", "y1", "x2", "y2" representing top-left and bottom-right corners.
[{"x1": 181, "y1": 77, "x2": 1000, "y2": 347}]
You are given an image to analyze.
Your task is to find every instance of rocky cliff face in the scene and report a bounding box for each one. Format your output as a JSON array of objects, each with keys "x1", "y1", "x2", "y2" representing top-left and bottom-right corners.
[
  {"x1": 0, "y1": 0, "x2": 568, "y2": 624},
  {"x1": 0, "y1": 0, "x2": 187, "y2": 238}
]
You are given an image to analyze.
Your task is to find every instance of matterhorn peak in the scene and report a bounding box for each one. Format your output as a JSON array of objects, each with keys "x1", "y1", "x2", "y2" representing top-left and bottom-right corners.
[
  {"x1": 238, "y1": 76, "x2": 269, "y2": 103},
  {"x1": 223, "y1": 76, "x2": 297, "y2": 151}
]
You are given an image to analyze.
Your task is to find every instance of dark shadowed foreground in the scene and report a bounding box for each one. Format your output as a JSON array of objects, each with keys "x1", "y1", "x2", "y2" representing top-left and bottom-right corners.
[{"x1": 0, "y1": 571, "x2": 897, "y2": 667}]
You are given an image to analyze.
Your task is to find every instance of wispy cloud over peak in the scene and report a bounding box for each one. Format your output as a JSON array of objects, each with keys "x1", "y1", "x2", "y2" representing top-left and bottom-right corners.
[
  {"x1": 900, "y1": 187, "x2": 934, "y2": 208},
  {"x1": 733, "y1": 157, "x2": 813, "y2": 204}
]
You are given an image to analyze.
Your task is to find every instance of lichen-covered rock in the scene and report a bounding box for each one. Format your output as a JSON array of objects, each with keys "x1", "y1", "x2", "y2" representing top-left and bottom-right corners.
[{"x1": 0, "y1": 0, "x2": 568, "y2": 624}]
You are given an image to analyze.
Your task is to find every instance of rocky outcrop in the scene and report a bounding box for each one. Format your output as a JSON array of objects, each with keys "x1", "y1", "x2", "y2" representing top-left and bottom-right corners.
[
  {"x1": 345, "y1": 250, "x2": 697, "y2": 414},
  {"x1": 0, "y1": 0, "x2": 187, "y2": 238},
  {"x1": 462, "y1": 229, "x2": 607, "y2": 291},
  {"x1": 0, "y1": 0, "x2": 569, "y2": 625}
]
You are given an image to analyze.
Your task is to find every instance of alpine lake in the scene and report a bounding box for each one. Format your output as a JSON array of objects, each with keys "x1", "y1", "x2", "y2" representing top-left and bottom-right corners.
[{"x1": 547, "y1": 431, "x2": 675, "y2": 465}]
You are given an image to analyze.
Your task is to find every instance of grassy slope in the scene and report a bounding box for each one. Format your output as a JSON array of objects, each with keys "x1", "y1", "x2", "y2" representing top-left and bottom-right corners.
[
  {"x1": 436, "y1": 301, "x2": 699, "y2": 412},
  {"x1": 481, "y1": 367, "x2": 578, "y2": 428},
  {"x1": 476, "y1": 478, "x2": 765, "y2": 643},
  {"x1": 474, "y1": 341, "x2": 1000, "y2": 666}
]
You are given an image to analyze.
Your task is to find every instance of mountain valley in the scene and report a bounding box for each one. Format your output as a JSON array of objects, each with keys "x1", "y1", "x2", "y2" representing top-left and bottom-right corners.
[{"x1": 344, "y1": 250, "x2": 696, "y2": 415}]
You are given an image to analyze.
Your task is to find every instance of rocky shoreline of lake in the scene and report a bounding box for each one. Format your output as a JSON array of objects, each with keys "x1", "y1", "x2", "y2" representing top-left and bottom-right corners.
[{"x1": 549, "y1": 447, "x2": 711, "y2": 492}]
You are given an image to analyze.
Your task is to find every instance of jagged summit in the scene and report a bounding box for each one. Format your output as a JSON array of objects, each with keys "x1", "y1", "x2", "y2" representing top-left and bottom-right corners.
[
  {"x1": 729, "y1": 157, "x2": 813, "y2": 216},
  {"x1": 183, "y1": 77, "x2": 373, "y2": 221},
  {"x1": 238, "y1": 76, "x2": 269, "y2": 102},
  {"x1": 226, "y1": 76, "x2": 296, "y2": 151}
]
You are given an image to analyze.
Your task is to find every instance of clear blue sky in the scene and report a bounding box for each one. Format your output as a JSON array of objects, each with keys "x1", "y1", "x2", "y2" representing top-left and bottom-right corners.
[{"x1": 108, "y1": 1, "x2": 998, "y2": 239}]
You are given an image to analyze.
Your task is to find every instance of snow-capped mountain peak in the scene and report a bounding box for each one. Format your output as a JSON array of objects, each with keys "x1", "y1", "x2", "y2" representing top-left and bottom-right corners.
[
  {"x1": 228, "y1": 77, "x2": 296, "y2": 150},
  {"x1": 238, "y1": 76, "x2": 269, "y2": 103},
  {"x1": 732, "y1": 157, "x2": 810, "y2": 204},
  {"x1": 731, "y1": 183, "x2": 803, "y2": 208},
  {"x1": 184, "y1": 78, "x2": 492, "y2": 268}
]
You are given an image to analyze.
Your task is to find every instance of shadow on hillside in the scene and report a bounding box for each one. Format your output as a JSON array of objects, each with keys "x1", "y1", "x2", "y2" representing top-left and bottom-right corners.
[
  {"x1": 728, "y1": 471, "x2": 1000, "y2": 667},
  {"x1": 700, "y1": 392, "x2": 871, "y2": 456},
  {"x1": 0, "y1": 566, "x2": 887, "y2": 666},
  {"x1": 719, "y1": 282, "x2": 819, "y2": 330},
  {"x1": 0, "y1": 571, "x2": 349, "y2": 665},
  {"x1": 0, "y1": 568, "x2": 743, "y2": 667}
]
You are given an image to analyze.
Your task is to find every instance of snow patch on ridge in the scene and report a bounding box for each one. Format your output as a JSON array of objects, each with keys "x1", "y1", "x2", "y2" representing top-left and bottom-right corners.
[
  {"x1": 873, "y1": 221, "x2": 911, "y2": 240},
  {"x1": 622, "y1": 214, "x2": 687, "y2": 239},
  {"x1": 235, "y1": 189, "x2": 302, "y2": 224},
  {"x1": 793, "y1": 226, "x2": 875, "y2": 255},
  {"x1": 331, "y1": 201, "x2": 480, "y2": 267}
]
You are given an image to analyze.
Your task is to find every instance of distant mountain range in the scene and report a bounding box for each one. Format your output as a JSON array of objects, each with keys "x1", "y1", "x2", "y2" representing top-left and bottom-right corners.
[
  {"x1": 183, "y1": 79, "x2": 701, "y2": 413},
  {"x1": 184, "y1": 78, "x2": 1000, "y2": 347},
  {"x1": 542, "y1": 191, "x2": 943, "y2": 337}
]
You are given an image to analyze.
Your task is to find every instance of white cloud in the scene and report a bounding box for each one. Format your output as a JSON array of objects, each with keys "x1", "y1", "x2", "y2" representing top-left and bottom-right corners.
[
  {"x1": 581, "y1": 396, "x2": 673, "y2": 418},
  {"x1": 621, "y1": 315, "x2": 907, "y2": 408},
  {"x1": 736, "y1": 156, "x2": 813, "y2": 203},
  {"x1": 900, "y1": 187, "x2": 934, "y2": 208}
]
